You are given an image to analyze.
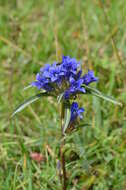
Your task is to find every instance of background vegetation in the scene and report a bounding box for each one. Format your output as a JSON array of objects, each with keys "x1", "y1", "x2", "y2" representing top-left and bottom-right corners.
[{"x1": 0, "y1": 0, "x2": 126, "y2": 189}]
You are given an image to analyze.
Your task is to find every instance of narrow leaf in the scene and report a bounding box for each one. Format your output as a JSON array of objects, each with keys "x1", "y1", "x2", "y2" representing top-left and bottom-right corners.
[
  {"x1": 63, "y1": 106, "x2": 71, "y2": 134},
  {"x1": 23, "y1": 84, "x2": 32, "y2": 91},
  {"x1": 23, "y1": 85, "x2": 46, "y2": 94},
  {"x1": 83, "y1": 85, "x2": 122, "y2": 106},
  {"x1": 83, "y1": 84, "x2": 102, "y2": 94},
  {"x1": 91, "y1": 91, "x2": 122, "y2": 106},
  {"x1": 57, "y1": 93, "x2": 64, "y2": 104},
  {"x1": 77, "y1": 123, "x2": 91, "y2": 128},
  {"x1": 11, "y1": 93, "x2": 47, "y2": 117}
]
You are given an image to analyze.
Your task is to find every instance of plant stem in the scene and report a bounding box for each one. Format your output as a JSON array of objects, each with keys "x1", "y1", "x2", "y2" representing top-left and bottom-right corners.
[{"x1": 60, "y1": 102, "x2": 67, "y2": 190}]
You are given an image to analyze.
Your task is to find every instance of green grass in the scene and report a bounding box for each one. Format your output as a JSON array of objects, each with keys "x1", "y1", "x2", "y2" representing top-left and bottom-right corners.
[{"x1": 0, "y1": 0, "x2": 126, "y2": 189}]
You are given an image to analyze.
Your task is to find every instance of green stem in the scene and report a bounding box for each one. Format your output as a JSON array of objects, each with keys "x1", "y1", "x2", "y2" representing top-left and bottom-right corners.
[{"x1": 60, "y1": 102, "x2": 67, "y2": 190}]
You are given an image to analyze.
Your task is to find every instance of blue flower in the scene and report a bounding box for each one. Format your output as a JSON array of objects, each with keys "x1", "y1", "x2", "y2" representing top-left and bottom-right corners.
[
  {"x1": 70, "y1": 102, "x2": 84, "y2": 122},
  {"x1": 61, "y1": 56, "x2": 80, "y2": 77},
  {"x1": 83, "y1": 70, "x2": 98, "y2": 85},
  {"x1": 31, "y1": 55, "x2": 98, "y2": 99},
  {"x1": 64, "y1": 77, "x2": 86, "y2": 99}
]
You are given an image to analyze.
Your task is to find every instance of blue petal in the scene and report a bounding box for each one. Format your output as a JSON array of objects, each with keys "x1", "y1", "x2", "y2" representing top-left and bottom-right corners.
[
  {"x1": 31, "y1": 81, "x2": 42, "y2": 89},
  {"x1": 79, "y1": 87, "x2": 86, "y2": 93},
  {"x1": 83, "y1": 70, "x2": 98, "y2": 85}
]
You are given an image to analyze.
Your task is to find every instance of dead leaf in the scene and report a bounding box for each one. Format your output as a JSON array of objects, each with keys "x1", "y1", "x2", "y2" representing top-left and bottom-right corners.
[{"x1": 30, "y1": 152, "x2": 45, "y2": 163}]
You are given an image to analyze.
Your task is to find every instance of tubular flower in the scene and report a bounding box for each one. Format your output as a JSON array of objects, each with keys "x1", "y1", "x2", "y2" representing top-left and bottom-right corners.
[
  {"x1": 70, "y1": 102, "x2": 84, "y2": 122},
  {"x1": 32, "y1": 55, "x2": 98, "y2": 99}
]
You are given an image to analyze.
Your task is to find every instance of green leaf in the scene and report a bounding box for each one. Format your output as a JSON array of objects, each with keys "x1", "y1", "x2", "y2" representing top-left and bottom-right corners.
[
  {"x1": 71, "y1": 123, "x2": 90, "y2": 133},
  {"x1": 83, "y1": 85, "x2": 122, "y2": 106},
  {"x1": 11, "y1": 92, "x2": 48, "y2": 117},
  {"x1": 57, "y1": 92, "x2": 64, "y2": 104},
  {"x1": 63, "y1": 105, "x2": 71, "y2": 134},
  {"x1": 83, "y1": 85, "x2": 102, "y2": 94},
  {"x1": 77, "y1": 123, "x2": 90, "y2": 128},
  {"x1": 23, "y1": 84, "x2": 32, "y2": 91},
  {"x1": 92, "y1": 91, "x2": 122, "y2": 106},
  {"x1": 23, "y1": 85, "x2": 46, "y2": 94}
]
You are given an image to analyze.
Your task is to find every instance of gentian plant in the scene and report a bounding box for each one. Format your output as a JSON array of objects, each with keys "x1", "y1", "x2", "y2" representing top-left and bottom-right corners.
[{"x1": 12, "y1": 55, "x2": 122, "y2": 190}]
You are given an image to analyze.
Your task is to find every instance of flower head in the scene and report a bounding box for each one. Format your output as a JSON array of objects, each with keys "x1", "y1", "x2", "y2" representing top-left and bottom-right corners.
[{"x1": 32, "y1": 55, "x2": 98, "y2": 99}]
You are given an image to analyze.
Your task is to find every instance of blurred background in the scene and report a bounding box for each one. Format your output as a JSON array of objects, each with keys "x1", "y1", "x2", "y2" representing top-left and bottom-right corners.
[{"x1": 0, "y1": 0, "x2": 126, "y2": 189}]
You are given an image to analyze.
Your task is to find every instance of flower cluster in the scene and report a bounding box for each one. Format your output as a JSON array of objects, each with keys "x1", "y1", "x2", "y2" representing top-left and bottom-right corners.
[
  {"x1": 32, "y1": 55, "x2": 98, "y2": 122},
  {"x1": 32, "y1": 55, "x2": 98, "y2": 99}
]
